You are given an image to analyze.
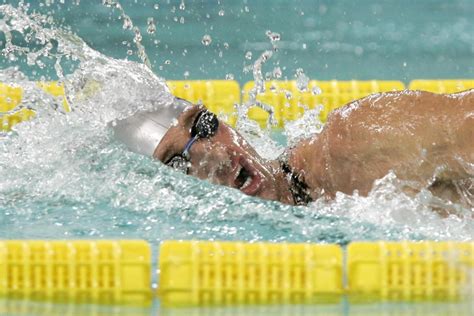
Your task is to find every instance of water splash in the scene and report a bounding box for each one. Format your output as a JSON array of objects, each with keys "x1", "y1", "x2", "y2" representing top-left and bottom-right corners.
[
  {"x1": 102, "y1": 0, "x2": 151, "y2": 69},
  {"x1": 295, "y1": 68, "x2": 309, "y2": 92},
  {"x1": 235, "y1": 31, "x2": 281, "y2": 150},
  {"x1": 0, "y1": 5, "x2": 472, "y2": 246},
  {"x1": 310, "y1": 172, "x2": 474, "y2": 241},
  {"x1": 284, "y1": 107, "x2": 324, "y2": 146}
]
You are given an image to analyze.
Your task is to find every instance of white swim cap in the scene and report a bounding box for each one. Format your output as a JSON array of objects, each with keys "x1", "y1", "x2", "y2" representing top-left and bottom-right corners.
[{"x1": 112, "y1": 98, "x2": 192, "y2": 157}]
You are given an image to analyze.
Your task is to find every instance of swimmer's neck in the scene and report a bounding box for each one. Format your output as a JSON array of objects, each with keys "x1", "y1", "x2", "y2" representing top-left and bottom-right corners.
[
  {"x1": 277, "y1": 141, "x2": 327, "y2": 204},
  {"x1": 273, "y1": 150, "x2": 315, "y2": 206}
]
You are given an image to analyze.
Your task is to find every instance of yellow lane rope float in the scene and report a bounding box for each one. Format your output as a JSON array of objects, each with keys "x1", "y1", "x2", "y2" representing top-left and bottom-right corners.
[
  {"x1": 408, "y1": 79, "x2": 474, "y2": 94},
  {"x1": 159, "y1": 241, "x2": 343, "y2": 307},
  {"x1": 0, "y1": 82, "x2": 69, "y2": 130},
  {"x1": 0, "y1": 240, "x2": 151, "y2": 305},
  {"x1": 242, "y1": 80, "x2": 405, "y2": 128},
  {"x1": 0, "y1": 240, "x2": 472, "y2": 307},
  {"x1": 158, "y1": 240, "x2": 473, "y2": 307},
  {"x1": 3, "y1": 79, "x2": 473, "y2": 131}
]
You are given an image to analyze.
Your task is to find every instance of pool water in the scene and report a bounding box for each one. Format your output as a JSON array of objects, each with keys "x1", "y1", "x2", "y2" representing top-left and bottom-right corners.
[
  {"x1": 0, "y1": 1, "x2": 473, "y2": 315},
  {"x1": 1, "y1": 298, "x2": 473, "y2": 316},
  {"x1": 1, "y1": 0, "x2": 474, "y2": 82}
]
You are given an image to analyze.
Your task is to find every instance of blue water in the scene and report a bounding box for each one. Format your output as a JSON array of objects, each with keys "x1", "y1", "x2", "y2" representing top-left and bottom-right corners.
[
  {"x1": 0, "y1": 0, "x2": 472, "y2": 274},
  {"x1": 1, "y1": 0, "x2": 473, "y2": 82},
  {"x1": 0, "y1": 1, "x2": 473, "y2": 315}
]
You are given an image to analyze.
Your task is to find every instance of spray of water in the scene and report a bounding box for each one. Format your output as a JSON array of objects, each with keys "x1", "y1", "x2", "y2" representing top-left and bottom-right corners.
[
  {"x1": 0, "y1": 4, "x2": 472, "y2": 244},
  {"x1": 102, "y1": 0, "x2": 152, "y2": 69}
]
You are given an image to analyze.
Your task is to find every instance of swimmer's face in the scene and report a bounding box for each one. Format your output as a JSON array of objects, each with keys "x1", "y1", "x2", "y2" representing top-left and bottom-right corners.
[{"x1": 154, "y1": 105, "x2": 287, "y2": 202}]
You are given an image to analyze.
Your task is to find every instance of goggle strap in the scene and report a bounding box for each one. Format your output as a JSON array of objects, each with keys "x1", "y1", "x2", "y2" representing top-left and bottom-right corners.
[{"x1": 182, "y1": 136, "x2": 198, "y2": 160}]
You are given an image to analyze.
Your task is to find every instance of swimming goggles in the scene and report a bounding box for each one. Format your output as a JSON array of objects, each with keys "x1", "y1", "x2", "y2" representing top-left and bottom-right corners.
[{"x1": 165, "y1": 109, "x2": 219, "y2": 174}]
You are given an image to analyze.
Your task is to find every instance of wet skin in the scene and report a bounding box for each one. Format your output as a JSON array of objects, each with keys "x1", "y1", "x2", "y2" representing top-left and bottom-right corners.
[
  {"x1": 288, "y1": 89, "x2": 473, "y2": 208},
  {"x1": 154, "y1": 90, "x2": 474, "y2": 208},
  {"x1": 153, "y1": 105, "x2": 294, "y2": 204}
]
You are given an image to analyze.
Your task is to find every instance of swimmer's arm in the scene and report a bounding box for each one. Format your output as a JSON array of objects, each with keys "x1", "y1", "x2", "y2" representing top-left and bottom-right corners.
[{"x1": 290, "y1": 90, "x2": 473, "y2": 196}]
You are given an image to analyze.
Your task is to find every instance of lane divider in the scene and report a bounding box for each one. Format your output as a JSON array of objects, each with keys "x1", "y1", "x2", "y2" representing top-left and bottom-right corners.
[
  {"x1": 408, "y1": 80, "x2": 474, "y2": 94},
  {"x1": 241, "y1": 80, "x2": 405, "y2": 128},
  {"x1": 2, "y1": 79, "x2": 473, "y2": 131},
  {"x1": 0, "y1": 240, "x2": 151, "y2": 305},
  {"x1": 347, "y1": 242, "x2": 474, "y2": 302},
  {"x1": 0, "y1": 240, "x2": 472, "y2": 306},
  {"x1": 0, "y1": 82, "x2": 69, "y2": 131},
  {"x1": 158, "y1": 241, "x2": 474, "y2": 307}
]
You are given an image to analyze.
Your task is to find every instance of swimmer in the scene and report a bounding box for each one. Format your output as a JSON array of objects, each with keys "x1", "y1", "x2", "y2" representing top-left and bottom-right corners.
[{"x1": 113, "y1": 89, "x2": 473, "y2": 210}]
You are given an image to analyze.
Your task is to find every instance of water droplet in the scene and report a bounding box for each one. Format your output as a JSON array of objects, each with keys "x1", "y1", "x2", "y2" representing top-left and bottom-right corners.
[
  {"x1": 122, "y1": 16, "x2": 133, "y2": 30},
  {"x1": 242, "y1": 65, "x2": 252, "y2": 74},
  {"x1": 103, "y1": 0, "x2": 114, "y2": 7},
  {"x1": 403, "y1": 61, "x2": 407, "y2": 67},
  {"x1": 295, "y1": 68, "x2": 309, "y2": 92},
  {"x1": 147, "y1": 17, "x2": 156, "y2": 34},
  {"x1": 183, "y1": 71, "x2": 190, "y2": 78},
  {"x1": 225, "y1": 73, "x2": 234, "y2": 80},
  {"x1": 311, "y1": 86, "x2": 322, "y2": 95},
  {"x1": 126, "y1": 50, "x2": 133, "y2": 55},
  {"x1": 154, "y1": 4, "x2": 159, "y2": 10},
  {"x1": 261, "y1": 50, "x2": 272, "y2": 62},
  {"x1": 201, "y1": 34, "x2": 212, "y2": 46},
  {"x1": 223, "y1": 42, "x2": 229, "y2": 49},
  {"x1": 133, "y1": 31, "x2": 142, "y2": 43},
  {"x1": 265, "y1": 30, "x2": 281, "y2": 42},
  {"x1": 179, "y1": 0, "x2": 185, "y2": 10},
  {"x1": 218, "y1": 9, "x2": 225, "y2": 16},
  {"x1": 36, "y1": 60, "x2": 45, "y2": 69},
  {"x1": 272, "y1": 67, "x2": 282, "y2": 78},
  {"x1": 180, "y1": 17, "x2": 185, "y2": 24},
  {"x1": 245, "y1": 51, "x2": 252, "y2": 60},
  {"x1": 284, "y1": 90, "x2": 292, "y2": 100},
  {"x1": 164, "y1": 60, "x2": 171, "y2": 65},
  {"x1": 244, "y1": 6, "x2": 249, "y2": 12}
]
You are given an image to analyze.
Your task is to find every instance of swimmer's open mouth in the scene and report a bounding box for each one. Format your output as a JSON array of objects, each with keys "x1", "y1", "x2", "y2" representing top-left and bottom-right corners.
[
  {"x1": 235, "y1": 167, "x2": 251, "y2": 189},
  {"x1": 233, "y1": 157, "x2": 262, "y2": 195}
]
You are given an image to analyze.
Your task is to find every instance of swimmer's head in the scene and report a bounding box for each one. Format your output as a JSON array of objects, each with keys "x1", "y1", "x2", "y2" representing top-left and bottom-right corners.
[
  {"x1": 153, "y1": 104, "x2": 295, "y2": 204},
  {"x1": 112, "y1": 98, "x2": 192, "y2": 156},
  {"x1": 114, "y1": 99, "x2": 294, "y2": 204}
]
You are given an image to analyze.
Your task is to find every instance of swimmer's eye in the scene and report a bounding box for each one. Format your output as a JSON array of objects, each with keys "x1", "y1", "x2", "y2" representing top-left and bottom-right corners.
[{"x1": 165, "y1": 154, "x2": 189, "y2": 174}]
